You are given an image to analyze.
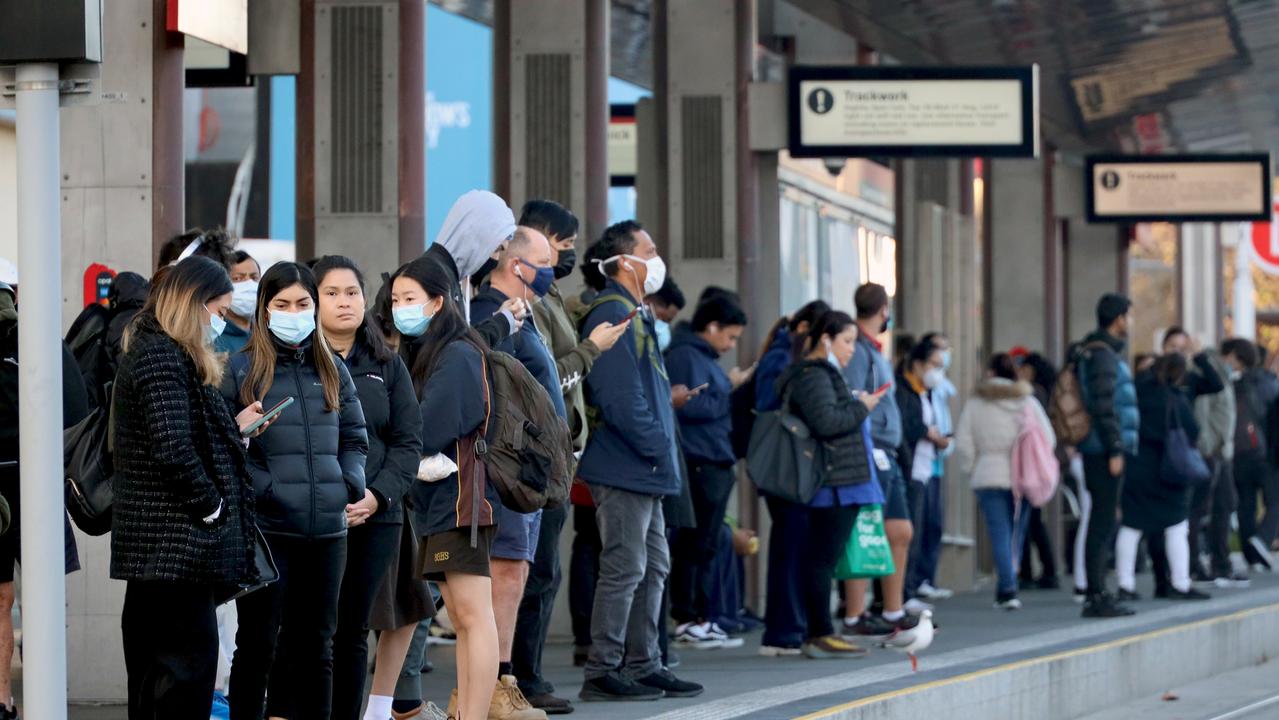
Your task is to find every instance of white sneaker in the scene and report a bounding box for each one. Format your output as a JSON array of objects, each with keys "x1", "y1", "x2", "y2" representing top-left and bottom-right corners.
[
  {"x1": 758, "y1": 645, "x2": 803, "y2": 657},
  {"x1": 706, "y1": 622, "x2": 745, "y2": 649},
  {"x1": 673, "y1": 622, "x2": 724, "y2": 650},
  {"x1": 916, "y1": 582, "x2": 954, "y2": 600},
  {"x1": 903, "y1": 598, "x2": 934, "y2": 615},
  {"x1": 994, "y1": 597, "x2": 1022, "y2": 611}
]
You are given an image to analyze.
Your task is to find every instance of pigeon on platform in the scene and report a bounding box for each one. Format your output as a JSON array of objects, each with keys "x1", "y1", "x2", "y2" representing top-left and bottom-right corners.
[{"x1": 878, "y1": 609, "x2": 934, "y2": 672}]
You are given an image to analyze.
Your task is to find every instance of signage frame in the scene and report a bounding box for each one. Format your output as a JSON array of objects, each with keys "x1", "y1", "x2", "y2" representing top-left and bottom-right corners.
[
  {"x1": 1085, "y1": 153, "x2": 1272, "y2": 224},
  {"x1": 609, "y1": 103, "x2": 637, "y2": 188},
  {"x1": 786, "y1": 65, "x2": 1039, "y2": 159}
]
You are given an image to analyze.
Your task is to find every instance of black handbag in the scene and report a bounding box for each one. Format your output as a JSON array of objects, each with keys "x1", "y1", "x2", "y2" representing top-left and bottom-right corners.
[
  {"x1": 746, "y1": 388, "x2": 823, "y2": 504},
  {"x1": 1162, "y1": 398, "x2": 1211, "y2": 488},
  {"x1": 63, "y1": 384, "x2": 115, "y2": 536},
  {"x1": 216, "y1": 525, "x2": 279, "y2": 604}
]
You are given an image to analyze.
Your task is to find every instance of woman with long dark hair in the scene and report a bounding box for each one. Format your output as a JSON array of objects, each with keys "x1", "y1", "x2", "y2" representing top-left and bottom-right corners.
[
  {"x1": 112, "y1": 257, "x2": 265, "y2": 717},
  {"x1": 392, "y1": 256, "x2": 500, "y2": 720},
  {"x1": 1017, "y1": 352, "x2": 1062, "y2": 589},
  {"x1": 769, "y1": 310, "x2": 886, "y2": 658},
  {"x1": 224, "y1": 261, "x2": 369, "y2": 720},
  {"x1": 313, "y1": 256, "x2": 426, "y2": 720}
]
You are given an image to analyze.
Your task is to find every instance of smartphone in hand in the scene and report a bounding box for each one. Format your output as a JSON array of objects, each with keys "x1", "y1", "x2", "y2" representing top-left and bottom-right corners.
[
  {"x1": 690, "y1": 382, "x2": 710, "y2": 394},
  {"x1": 622, "y1": 306, "x2": 641, "y2": 323},
  {"x1": 242, "y1": 397, "x2": 294, "y2": 436}
]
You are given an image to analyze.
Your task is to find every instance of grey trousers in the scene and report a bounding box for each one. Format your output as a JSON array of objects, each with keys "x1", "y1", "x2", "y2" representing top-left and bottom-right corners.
[{"x1": 583, "y1": 484, "x2": 670, "y2": 682}]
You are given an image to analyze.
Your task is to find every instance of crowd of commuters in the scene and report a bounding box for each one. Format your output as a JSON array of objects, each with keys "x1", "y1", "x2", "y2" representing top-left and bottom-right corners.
[{"x1": 0, "y1": 189, "x2": 1277, "y2": 720}]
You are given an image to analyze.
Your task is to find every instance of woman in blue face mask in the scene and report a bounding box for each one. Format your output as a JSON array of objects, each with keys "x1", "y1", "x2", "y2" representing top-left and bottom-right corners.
[{"x1": 221, "y1": 261, "x2": 370, "y2": 720}]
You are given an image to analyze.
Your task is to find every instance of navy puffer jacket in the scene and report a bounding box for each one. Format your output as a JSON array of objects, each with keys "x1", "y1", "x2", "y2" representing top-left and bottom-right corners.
[{"x1": 222, "y1": 339, "x2": 369, "y2": 538}]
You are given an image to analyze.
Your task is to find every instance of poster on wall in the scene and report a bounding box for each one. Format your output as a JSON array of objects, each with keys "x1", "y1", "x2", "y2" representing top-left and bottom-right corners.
[
  {"x1": 788, "y1": 65, "x2": 1039, "y2": 159},
  {"x1": 609, "y1": 104, "x2": 637, "y2": 187},
  {"x1": 1086, "y1": 154, "x2": 1271, "y2": 223}
]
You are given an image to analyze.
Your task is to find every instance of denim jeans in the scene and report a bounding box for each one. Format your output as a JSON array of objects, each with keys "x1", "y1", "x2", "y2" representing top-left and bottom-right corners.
[
  {"x1": 583, "y1": 484, "x2": 669, "y2": 682},
  {"x1": 393, "y1": 618, "x2": 433, "y2": 703},
  {"x1": 975, "y1": 489, "x2": 1031, "y2": 597}
]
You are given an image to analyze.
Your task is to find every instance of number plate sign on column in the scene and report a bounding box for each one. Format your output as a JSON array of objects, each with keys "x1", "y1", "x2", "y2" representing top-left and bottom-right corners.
[{"x1": 787, "y1": 65, "x2": 1039, "y2": 159}]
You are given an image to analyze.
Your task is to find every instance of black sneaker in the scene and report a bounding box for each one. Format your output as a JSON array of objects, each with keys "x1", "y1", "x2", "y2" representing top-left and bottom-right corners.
[
  {"x1": 527, "y1": 693, "x2": 575, "y2": 715},
  {"x1": 1116, "y1": 588, "x2": 1141, "y2": 602},
  {"x1": 636, "y1": 669, "x2": 704, "y2": 698},
  {"x1": 0, "y1": 704, "x2": 17, "y2": 720},
  {"x1": 1166, "y1": 587, "x2": 1211, "y2": 601},
  {"x1": 1082, "y1": 593, "x2": 1136, "y2": 618},
  {"x1": 579, "y1": 674, "x2": 664, "y2": 702},
  {"x1": 841, "y1": 613, "x2": 896, "y2": 638},
  {"x1": 1036, "y1": 575, "x2": 1061, "y2": 590}
]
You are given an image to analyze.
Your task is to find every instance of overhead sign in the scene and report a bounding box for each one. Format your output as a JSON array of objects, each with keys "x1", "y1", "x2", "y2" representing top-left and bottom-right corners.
[
  {"x1": 788, "y1": 66, "x2": 1039, "y2": 159},
  {"x1": 1086, "y1": 154, "x2": 1271, "y2": 223},
  {"x1": 609, "y1": 104, "x2": 637, "y2": 187},
  {"x1": 167, "y1": 0, "x2": 248, "y2": 55}
]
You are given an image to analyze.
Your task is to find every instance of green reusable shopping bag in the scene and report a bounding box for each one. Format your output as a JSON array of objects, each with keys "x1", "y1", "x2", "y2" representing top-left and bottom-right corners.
[{"x1": 834, "y1": 504, "x2": 896, "y2": 580}]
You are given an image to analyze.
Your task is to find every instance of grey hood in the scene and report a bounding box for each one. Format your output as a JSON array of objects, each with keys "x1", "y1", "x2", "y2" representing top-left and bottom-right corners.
[{"x1": 434, "y1": 190, "x2": 516, "y2": 279}]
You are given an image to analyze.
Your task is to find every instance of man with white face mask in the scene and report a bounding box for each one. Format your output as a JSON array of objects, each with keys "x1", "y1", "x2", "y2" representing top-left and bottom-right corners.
[
  {"x1": 215, "y1": 250, "x2": 261, "y2": 354},
  {"x1": 575, "y1": 221, "x2": 701, "y2": 703}
]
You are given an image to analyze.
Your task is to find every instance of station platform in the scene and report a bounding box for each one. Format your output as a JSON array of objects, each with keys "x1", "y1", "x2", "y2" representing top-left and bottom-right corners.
[{"x1": 61, "y1": 572, "x2": 1279, "y2": 720}]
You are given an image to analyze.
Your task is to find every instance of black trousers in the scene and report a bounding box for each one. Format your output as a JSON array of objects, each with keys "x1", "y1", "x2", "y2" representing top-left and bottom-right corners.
[
  {"x1": 513, "y1": 503, "x2": 569, "y2": 697},
  {"x1": 1083, "y1": 454, "x2": 1123, "y2": 596},
  {"x1": 1193, "y1": 458, "x2": 1237, "y2": 576},
  {"x1": 568, "y1": 505, "x2": 601, "y2": 648},
  {"x1": 331, "y1": 523, "x2": 402, "y2": 720},
  {"x1": 762, "y1": 496, "x2": 809, "y2": 648},
  {"x1": 122, "y1": 581, "x2": 218, "y2": 720},
  {"x1": 802, "y1": 504, "x2": 858, "y2": 640},
  {"x1": 230, "y1": 533, "x2": 347, "y2": 720},
  {"x1": 1236, "y1": 451, "x2": 1279, "y2": 563},
  {"x1": 670, "y1": 461, "x2": 737, "y2": 624},
  {"x1": 1019, "y1": 506, "x2": 1058, "y2": 582}
]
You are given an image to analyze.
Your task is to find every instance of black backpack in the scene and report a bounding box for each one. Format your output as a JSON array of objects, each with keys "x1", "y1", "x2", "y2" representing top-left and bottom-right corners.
[
  {"x1": 64, "y1": 303, "x2": 112, "y2": 411},
  {"x1": 729, "y1": 376, "x2": 757, "y2": 460}
]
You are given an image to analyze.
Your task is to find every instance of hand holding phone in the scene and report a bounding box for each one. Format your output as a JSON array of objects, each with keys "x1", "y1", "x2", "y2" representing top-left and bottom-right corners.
[
  {"x1": 240, "y1": 397, "x2": 294, "y2": 437},
  {"x1": 689, "y1": 382, "x2": 710, "y2": 395},
  {"x1": 621, "y1": 306, "x2": 641, "y2": 323},
  {"x1": 873, "y1": 381, "x2": 892, "y2": 395}
]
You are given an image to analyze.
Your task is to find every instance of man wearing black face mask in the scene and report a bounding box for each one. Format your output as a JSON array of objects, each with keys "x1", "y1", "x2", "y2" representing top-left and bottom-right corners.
[{"x1": 516, "y1": 201, "x2": 628, "y2": 713}]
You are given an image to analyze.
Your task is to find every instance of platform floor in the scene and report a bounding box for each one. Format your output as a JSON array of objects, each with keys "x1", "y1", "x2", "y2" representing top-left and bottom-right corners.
[{"x1": 58, "y1": 571, "x2": 1279, "y2": 720}]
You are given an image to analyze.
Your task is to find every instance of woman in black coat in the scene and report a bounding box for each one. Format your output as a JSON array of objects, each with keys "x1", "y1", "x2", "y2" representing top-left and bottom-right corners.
[
  {"x1": 223, "y1": 261, "x2": 369, "y2": 720},
  {"x1": 393, "y1": 255, "x2": 500, "y2": 720},
  {"x1": 313, "y1": 256, "x2": 425, "y2": 720},
  {"x1": 773, "y1": 310, "x2": 885, "y2": 659},
  {"x1": 1114, "y1": 354, "x2": 1210, "y2": 602},
  {"x1": 111, "y1": 257, "x2": 269, "y2": 718}
]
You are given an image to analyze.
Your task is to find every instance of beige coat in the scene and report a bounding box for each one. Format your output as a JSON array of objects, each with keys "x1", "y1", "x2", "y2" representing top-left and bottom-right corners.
[{"x1": 954, "y1": 378, "x2": 1056, "y2": 491}]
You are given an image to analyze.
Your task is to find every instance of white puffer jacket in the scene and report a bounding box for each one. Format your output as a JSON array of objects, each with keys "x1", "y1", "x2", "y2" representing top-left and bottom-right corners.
[{"x1": 954, "y1": 378, "x2": 1055, "y2": 491}]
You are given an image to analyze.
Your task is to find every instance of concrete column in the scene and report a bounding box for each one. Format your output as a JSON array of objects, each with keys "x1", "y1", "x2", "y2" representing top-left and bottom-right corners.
[
  {"x1": 987, "y1": 158, "x2": 1051, "y2": 354},
  {"x1": 1067, "y1": 223, "x2": 1124, "y2": 343},
  {"x1": 297, "y1": 0, "x2": 426, "y2": 272},
  {"x1": 58, "y1": 0, "x2": 186, "y2": 700},
  {"x1": 493, "y1": 0, "x2": 609, "y2": 241},
  {"x1": 1181, "y1": 223, "x2": 1222, "y2": 344}
]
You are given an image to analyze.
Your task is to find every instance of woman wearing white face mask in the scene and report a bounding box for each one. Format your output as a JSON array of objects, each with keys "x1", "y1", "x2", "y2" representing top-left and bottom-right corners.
[
  {"x1": 221, "y1": 261, "x2": 369, "y2": 720},
  {"x1": 893, "y1": 339, "x2": 951, "y2": 612},
  {"x1": 215, "y1": 250, "x2": 262, "y2": 354}
]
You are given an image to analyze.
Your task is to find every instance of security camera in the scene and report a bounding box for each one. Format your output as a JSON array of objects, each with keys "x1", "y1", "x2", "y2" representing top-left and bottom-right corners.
[{"x1": 823, "y1": 157, "x2": 846, "y2": 177}]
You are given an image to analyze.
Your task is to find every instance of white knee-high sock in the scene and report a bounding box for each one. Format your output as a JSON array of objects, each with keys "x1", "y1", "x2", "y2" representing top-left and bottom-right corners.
[
  {"x1": 1074, "y1": 479, "x2": 1093, "y2": 592},
  {"x1": 1165, "y1": 520, "x2": 1192, "y2": 592},
  {"x1": 1115, "y1": 526, "x2": 1142, "y2": 592},
  {"x1": 363, "y1": 695, "x2": 393, "y2": 720}
]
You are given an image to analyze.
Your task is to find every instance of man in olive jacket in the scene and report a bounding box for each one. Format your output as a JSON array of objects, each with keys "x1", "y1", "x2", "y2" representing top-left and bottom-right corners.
[{"x1": 515, "y1": 201, "x2": 628, "y2": 713}]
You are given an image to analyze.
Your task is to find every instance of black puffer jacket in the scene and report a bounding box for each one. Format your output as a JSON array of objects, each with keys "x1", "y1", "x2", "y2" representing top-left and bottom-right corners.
[
  {"x1": 223, "y1": 339, "x2": 369, "y2": 538},
  {"x1": 110, "y1": 316, "x2": 256, "y2": 585},
  {"x1": 778, "y1": 359, "x2": 873, "y2": 487},
  {"x1": 342, "y1": 340, "x2": 421, "y2": 525}
]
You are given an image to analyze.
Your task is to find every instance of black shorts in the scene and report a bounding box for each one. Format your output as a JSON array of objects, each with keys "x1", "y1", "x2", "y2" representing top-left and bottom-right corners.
[
  {"x1": 0, "y1": 478, "x2": 81, "y2": 582},
  {"x1": 877, "y1": 454, "x2": 911, "y2": 522},
  {"x1": 419, "y1": 525, "x2": 495, "y2": 582}
]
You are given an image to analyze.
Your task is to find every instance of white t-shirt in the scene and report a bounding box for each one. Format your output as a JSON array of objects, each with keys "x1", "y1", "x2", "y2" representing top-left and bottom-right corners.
[{"x1": 913, "y1": 391, "x2": 936, "y2": 483}]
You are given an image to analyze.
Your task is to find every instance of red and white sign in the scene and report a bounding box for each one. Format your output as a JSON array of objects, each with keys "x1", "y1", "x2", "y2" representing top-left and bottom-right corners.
[
  {"x1": 168, "y1": 0, "x2": 248, "y2": 55},
  {"x1": 1250, "y1": 200, "x2": 1279, "y2": 275}
]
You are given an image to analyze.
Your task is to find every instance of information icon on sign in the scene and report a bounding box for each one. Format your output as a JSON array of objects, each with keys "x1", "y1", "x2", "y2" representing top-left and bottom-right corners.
[
  {"x1": 1100, "y1": 170, "x2": 1121, "y2": 190},
  {"x1": 807, "y1": 88, "x2": 834, "y2": 115}
]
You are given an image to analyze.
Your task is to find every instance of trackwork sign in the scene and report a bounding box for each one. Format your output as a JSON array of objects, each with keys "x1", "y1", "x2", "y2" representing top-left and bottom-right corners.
[
  {"x1": 788, "y1": 66, "x2": 1038, "y2": 158},
  {"x1": 1086, "y1": 154, "x2": 1271, "y2": 223}
]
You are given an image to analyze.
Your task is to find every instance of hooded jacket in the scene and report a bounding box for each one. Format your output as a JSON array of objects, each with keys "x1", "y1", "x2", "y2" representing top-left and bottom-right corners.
[
  {"x1": 425, "y1": 191, "x2": 518, "y2": 349},
  {"x1": 341, "y1": 340, "x2": 422, "y2": 525},
  {"x1": 754, "y1": 328, "x2": 793, "y2": 412},
  {"x1": 104, "y1": 271, "x2": 150, "y2": 373},
  {"x1": 471, "y1": 284, "x2": 567, "y2": 420},
  {"x1": 954, "y1": 378, "x2": 1056, "y2": 491},
  {"x1": 222, "y1": 339, "x2": 369, "y2": 538},
  {"x1": 665, "y1": 326, "x2": 734, "y2": 465},
  {"x1": 777, "y1": 359, "x2": 873, "y2": 487},
  {"x1": 577, "y1": 279, "x2": 681, "y2": 496},
  {"x1": 1074, "y1": 329, "x2": 1139, "y2": 457}
]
